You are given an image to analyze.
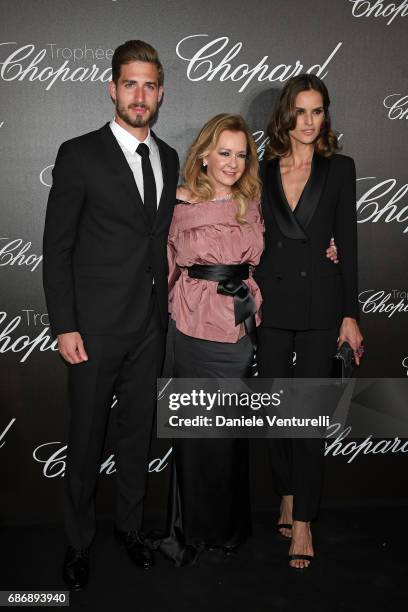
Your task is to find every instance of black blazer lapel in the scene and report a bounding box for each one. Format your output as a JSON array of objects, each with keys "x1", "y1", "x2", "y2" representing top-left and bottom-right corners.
[
  {"x1": 263, "y1": 159, "x2": 307, "y2": 240},
  {"x1": 98, "y1": 123, "x2": 150, "y2": 226},
  {"x1": 151, "y1": 131, "x2": 173, "y2": 230},
  {"x1": 295, "y1": 154, "x2": 330, "y2": 229}
]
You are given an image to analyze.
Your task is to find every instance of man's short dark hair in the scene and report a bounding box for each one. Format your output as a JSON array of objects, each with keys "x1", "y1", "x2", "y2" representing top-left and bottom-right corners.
[{"x1": 112, "y1": 40, "x2": 164, "y2": 85}]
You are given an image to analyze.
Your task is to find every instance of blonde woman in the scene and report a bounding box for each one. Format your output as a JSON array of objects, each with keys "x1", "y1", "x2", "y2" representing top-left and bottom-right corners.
[{"x1": 160, "y1": 114, "x2": 263, "y2": 564}]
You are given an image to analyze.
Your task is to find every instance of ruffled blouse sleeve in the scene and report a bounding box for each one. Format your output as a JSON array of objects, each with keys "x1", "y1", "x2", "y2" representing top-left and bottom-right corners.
[
  {"x1": 167, "y1": 210, "x2": 181, "y2": 314},
  {"x1": 167, "y1": 197, "x2": 264, "y2": 342}
]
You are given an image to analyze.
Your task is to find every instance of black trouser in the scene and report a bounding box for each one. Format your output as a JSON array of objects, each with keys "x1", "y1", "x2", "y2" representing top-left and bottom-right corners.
[
  {"x1": 257, "y1": 326, "x2": 338, "y2": 522},
  {"x1": 64, "y1": 291, "x2": 166, "y2": 549}
]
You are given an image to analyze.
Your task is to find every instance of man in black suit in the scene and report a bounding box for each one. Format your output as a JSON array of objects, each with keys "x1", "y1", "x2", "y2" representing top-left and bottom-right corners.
[{"x1": 43, "y1": 40, "x2": 179, "y2": 589}]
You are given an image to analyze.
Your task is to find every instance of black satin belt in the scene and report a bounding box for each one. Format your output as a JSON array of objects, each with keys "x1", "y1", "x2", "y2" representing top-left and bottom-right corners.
[{"x1": 187, "y1": 264, "x2": 257, "y2": 341}]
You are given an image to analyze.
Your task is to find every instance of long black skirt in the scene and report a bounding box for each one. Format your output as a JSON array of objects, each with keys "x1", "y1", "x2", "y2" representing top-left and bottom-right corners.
[{"x1": 159, "y1": 325, "x2": 253, "y2": 564}]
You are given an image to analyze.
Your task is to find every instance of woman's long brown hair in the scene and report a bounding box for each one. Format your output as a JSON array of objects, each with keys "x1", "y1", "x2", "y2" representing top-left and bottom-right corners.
[{"x1": 265, "y1": 74, "x2": 339, "y2": 159}]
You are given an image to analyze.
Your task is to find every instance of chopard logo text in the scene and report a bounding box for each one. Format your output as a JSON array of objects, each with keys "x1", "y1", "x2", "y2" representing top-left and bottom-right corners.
[
  {"x1": 383, "y1": 94, "x2": 408, "y2": 119},
  {"x1": 0, "y1": 311, "x2": 57, "y2": 362},
  {"x1": 325, "y1": 422, "x2": 408, "y2": 463},
  {"x1": 349, "y1": 0, "x2": 408, "y2": 24},
  {"x1": 358, "y1": 290, "x2": 408, "y2": 317},
  {"x1": 0, "y1": 42, "x2": 112, "y2": 91},
  {"x1": 0, "y1": 238, "x2": 42, "y2": 272},
  {"x1": 176, "y1": 35, "x2": 342, "y2": 93},
  {"x1": 357, "y1": 177, "x2": 408, "y2": 234},
  {"x1": 33, "y1": 443, "x2": 173, "y2": 478},
  {"x1": 0, "y1": 419, "x2": 16, "y2": 450}
]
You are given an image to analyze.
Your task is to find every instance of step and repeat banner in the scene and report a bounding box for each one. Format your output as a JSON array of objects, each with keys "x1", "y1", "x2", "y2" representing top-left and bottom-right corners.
[{"x1": 1, "y1": 0, "x2": 408, "y2": 524}]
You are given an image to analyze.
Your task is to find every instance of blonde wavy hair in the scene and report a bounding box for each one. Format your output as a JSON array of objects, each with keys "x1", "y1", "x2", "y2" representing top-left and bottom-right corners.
[{"x1": 182, "y1": 114, "x2": 261, "y2": 223}]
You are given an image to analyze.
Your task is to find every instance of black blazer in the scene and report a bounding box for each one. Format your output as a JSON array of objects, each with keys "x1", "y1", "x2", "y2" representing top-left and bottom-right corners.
[
  {"x1": 43, "y1": 123, "x2": 179, "y2": 337},
  {"x1": 253, "y1": 153, "x2": 359, "y2": 330}
]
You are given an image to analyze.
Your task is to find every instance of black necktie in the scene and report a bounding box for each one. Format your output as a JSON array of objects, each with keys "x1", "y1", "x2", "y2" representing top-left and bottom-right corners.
[{"x1": 137, "y1": 143, "x2": 157, "y2": 227}]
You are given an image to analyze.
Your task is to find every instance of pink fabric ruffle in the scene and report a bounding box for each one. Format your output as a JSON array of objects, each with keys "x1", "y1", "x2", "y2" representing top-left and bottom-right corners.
[{"x1": 168, "y1": 197, "x2": 264, "y2": 343}]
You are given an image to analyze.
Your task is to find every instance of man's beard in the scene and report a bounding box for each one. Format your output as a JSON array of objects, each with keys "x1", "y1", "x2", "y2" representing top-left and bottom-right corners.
[{"x1": 116, "y1": 102, "x2": 158, "y2": 128}]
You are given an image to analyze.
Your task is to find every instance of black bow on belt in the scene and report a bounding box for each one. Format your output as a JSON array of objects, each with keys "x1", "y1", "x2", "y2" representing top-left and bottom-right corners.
[{"x1": 187, "y1": 264, "x2": 257, "y2": 337}]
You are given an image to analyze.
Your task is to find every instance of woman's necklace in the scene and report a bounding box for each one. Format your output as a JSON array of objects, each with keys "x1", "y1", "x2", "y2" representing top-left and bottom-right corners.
[{"x1": 210, "y1": 192, "x2": 234, "y2": 202}]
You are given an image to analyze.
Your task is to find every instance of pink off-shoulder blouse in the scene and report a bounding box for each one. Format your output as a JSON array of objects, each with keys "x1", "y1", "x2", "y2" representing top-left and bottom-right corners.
[{"x1": 168, "y1": 196, "x2": 264, "y2": 343}]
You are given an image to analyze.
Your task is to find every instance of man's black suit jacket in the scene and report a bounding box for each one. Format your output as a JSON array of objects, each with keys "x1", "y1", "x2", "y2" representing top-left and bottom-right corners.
[
  {"x1": 254, "y1": 153, "x2": 359, "y2": 330},
  {"x1": 43, "y1": 123, "x2": 179, "y2": 337}
]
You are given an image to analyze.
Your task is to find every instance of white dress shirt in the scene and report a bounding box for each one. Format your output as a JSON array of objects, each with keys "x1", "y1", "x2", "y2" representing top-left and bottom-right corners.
[{"x1": 109, "y1": 119, "x2": 163, "y2": 207}]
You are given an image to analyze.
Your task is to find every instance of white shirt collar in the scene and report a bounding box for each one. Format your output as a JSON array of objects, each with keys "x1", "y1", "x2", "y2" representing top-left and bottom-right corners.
[{"x1": 110, "y1": 118, "x2": 153, "y2": 155}]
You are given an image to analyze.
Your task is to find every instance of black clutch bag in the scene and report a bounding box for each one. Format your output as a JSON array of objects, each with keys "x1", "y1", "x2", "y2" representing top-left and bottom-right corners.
[{"x1": 333, "y1": 341, "x2": 354, "y2": 380}]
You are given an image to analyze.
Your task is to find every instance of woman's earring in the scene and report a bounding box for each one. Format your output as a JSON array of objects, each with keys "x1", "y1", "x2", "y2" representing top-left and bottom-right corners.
[{"x1": 202, "y1": 161, "x2": 208, "y2": 172}]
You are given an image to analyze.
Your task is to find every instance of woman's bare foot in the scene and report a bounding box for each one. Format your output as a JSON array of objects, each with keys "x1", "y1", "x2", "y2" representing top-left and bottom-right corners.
[
  {"x1": 288, "y1": 520, "x2": 314, "y2": 569},
  {"x1": 277, "y1": 495, "x2": 293, "y2": 538}
]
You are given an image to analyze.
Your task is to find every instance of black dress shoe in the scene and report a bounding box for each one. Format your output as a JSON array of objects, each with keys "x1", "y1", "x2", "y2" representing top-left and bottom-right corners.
[
  {"x1": 114, "y1": 528, "x2": 154, "y2": 569},
  {"x1": 62, "y1": 546, "x2": 89, "y2": 591}
]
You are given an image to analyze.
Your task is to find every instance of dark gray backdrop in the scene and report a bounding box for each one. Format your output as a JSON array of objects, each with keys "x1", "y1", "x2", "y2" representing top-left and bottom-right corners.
[{"x1": 1, "y1": 0, "x2": 408, "y2": 524}]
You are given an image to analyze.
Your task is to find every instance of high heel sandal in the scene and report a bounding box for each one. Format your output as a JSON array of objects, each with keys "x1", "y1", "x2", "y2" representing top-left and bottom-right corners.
[
  {"x1": 288, "y1": 554, "x2": 313, "y2": 570},
  {"x1": 277, "y1": 523, "x2": 292, "y2": 538}
]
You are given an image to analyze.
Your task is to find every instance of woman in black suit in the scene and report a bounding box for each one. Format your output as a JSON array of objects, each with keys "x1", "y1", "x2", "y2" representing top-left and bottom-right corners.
[{"x1": 254, "y1": 74, "x2": 364, "y2": 569}]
